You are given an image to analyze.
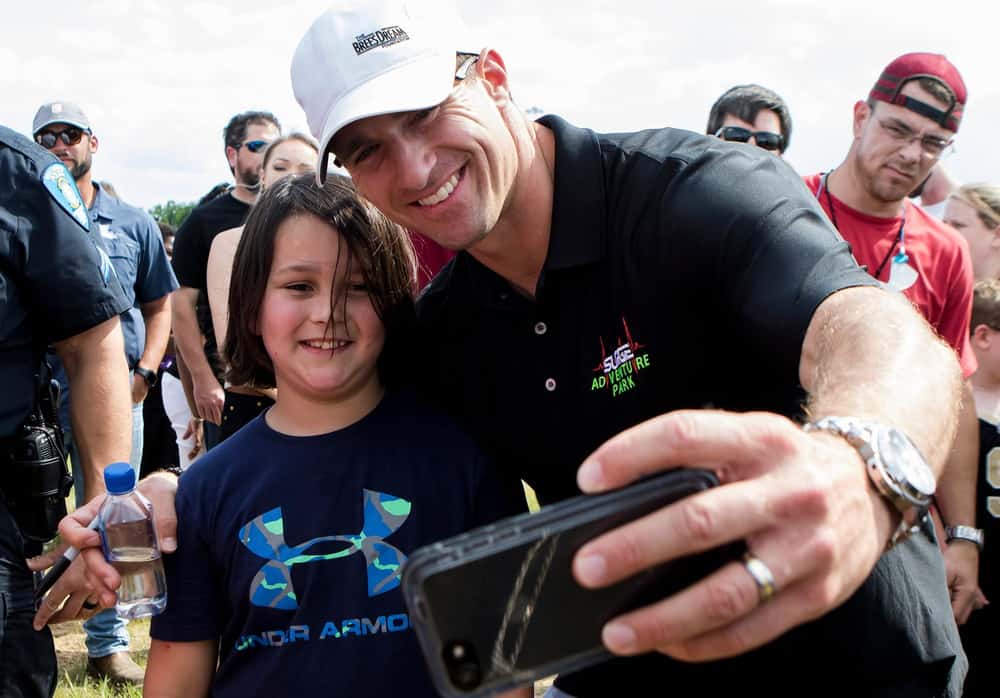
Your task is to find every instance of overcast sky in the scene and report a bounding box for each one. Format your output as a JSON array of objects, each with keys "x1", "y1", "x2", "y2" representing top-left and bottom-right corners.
[{"x1": 2, "y1": 0, "x2": 996, "y2": 211}]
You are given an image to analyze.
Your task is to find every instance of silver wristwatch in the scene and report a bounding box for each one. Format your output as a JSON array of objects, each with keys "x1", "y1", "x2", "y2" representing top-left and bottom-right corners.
[
  {"x1": 804, "y1": 417, "x2": 936, "y2": 547},
  {"x1": 945, "y1": 524, "x2": 985, "y2": 551}
]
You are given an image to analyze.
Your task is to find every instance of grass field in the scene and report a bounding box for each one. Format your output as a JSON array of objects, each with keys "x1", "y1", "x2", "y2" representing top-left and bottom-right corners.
[{"x1": 52, "y1": 618, "x2": 148, "y2": 697}]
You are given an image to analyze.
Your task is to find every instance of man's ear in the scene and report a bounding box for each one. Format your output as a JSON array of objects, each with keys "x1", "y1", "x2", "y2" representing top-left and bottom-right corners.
[
  {"x1": 972, "y1": 323, "x2": 992, "y2": 349},
  {"x1": 226, "y1": 145, "x2": 239, "y2": 172},
  {"x1": 477, "y1": 48, "x2": 512, "y2": 106},
  {"x1": 852, "y1": 100, "x2": 870, "y2": 139},
  {"x1": 88, "y1": 133, "x2": 99, "y2": 154}
]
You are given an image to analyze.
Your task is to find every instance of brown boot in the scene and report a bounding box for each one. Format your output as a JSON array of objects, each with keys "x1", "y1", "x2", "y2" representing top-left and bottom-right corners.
[{"x1": 86, "y1": 652, "x2": 146, "y2": 686}]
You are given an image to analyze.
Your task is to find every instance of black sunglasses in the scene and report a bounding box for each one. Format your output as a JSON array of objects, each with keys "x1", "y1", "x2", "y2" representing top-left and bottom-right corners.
[
  {"x1": 714, "y1": 126, "x2": 785, "y2": 152},
  {"x1": 35, "y1": 127, "x2": 89, "y2": 149},
  {"x1": 234, "y1": 139, "x2": 270, "y2": 153}
]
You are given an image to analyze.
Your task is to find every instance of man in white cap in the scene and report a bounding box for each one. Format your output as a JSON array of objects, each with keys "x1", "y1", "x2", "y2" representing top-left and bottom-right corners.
[
  {"x1": 286, "y1": 8, "x2": 967, "y2": 691},
  {"x1": 51, "y1": 2, "x2": 969, "y2": 695}
]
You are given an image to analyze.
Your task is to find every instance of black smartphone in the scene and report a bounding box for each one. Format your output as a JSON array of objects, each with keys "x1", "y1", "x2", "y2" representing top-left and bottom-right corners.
[{"x1": 401, "y1": 468, "x2": 741, "y2": 697}]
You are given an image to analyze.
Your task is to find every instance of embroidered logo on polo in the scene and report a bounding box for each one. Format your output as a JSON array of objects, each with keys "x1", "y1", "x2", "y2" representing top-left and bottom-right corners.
[
  {"x1": 352, "y1": 26, "x2": 409, "y2": 55},
  {"x1": 238, "y1": 489, "x2": 411, "y2": 610},
  {"x1": 589, "y1": 317, "x2": 653, "y2": 397}
]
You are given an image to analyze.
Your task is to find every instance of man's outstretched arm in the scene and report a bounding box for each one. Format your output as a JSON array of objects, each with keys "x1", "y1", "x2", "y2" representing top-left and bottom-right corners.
[{"x1": 571, "y1": 286, "x2": 961, "y2": 661}]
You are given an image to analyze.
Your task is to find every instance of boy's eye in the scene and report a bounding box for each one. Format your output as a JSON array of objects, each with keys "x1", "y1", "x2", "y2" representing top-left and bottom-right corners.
[{"x1": 353, "y1": 144, "x2": 377, "y2": 166}]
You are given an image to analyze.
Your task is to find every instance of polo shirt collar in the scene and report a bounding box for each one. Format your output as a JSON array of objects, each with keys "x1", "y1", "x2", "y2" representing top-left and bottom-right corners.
[
  {"x1": 538, "y1": 114, "x2": 606, "y2": 271},
  {"x1": 89, "y1": 181, "x2": 113, "y2": 223}
]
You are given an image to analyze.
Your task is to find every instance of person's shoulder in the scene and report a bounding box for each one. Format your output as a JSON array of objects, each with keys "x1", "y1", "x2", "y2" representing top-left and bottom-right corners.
[
  {"x1": 380, "y1": 388, "x2": 477, "y2": 446},
  {"x1": 596, "y1": 125, "x2": 711, "y2": 166},
  {"x1": 180, "y1": 417, "x2": 270, "y2": 491},
  {"x1": 98, "y1": 190, "x2": 159, "y2": 233},
  {"x1": 802, "y1": 172, "x2": 822, "y2": 192},
  {"x1": 415, "y1": 252, "x2": 469, "y2": 320},
  {"x1": 0, "y1": 126, "x2": 52, "y2": 174}
]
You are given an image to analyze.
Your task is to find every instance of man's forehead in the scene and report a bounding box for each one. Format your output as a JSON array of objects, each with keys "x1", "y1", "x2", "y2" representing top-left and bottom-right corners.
[{"x1": 877, "y1": 82, "x2": 954, "y2": 136}]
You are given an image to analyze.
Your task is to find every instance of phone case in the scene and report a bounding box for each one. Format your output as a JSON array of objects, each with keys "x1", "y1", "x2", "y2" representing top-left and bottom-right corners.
[{"x1": 401, "y1": 468, "x2": 740, "y2": 697}]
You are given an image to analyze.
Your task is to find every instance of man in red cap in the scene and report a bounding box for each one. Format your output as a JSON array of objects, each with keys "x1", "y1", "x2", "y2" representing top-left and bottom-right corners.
[{"x1": 804, "y1": 53, "x2": 982, "y2": 628}]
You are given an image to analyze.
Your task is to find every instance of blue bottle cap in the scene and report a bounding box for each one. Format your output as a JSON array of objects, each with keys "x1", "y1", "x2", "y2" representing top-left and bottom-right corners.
[{"x1": 103, "y1": 462, "x2": 135, "y2": 495}]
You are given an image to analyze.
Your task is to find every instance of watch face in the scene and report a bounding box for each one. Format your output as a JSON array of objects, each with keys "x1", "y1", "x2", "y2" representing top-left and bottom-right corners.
[{"x1": 876, "y1": 427, "x2": 936, "y2": 499}]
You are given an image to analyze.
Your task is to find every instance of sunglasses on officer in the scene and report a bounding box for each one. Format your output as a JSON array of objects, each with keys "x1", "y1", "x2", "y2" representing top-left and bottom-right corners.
[
  {"x1": 34, "y1": 126, "x2": 90, "y2": 149},
  {"x1": 714, "y1": 126, "x2": 785, "y2": 153},
  {"x1": 235, "y1": 140, "x2": 270, "y2": 153}
]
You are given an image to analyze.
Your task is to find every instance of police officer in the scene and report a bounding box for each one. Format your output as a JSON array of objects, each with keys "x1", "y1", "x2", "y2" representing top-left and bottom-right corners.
[{"x1": 0, "y1": 124, "x2": 132, "y2": 696}]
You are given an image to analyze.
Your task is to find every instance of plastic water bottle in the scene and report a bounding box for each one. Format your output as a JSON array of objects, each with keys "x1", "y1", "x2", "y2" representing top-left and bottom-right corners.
[{"x1": 97, "y1": 462, "x2": 167, "y2": 618}]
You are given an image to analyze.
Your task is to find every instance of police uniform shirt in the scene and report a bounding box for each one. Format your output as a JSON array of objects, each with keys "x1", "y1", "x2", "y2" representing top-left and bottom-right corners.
[
  {"x1": 0, "y1": 125, "x2": 129, "y2": 437},
  {"x1": 415, "y1": 116, "x2": 965, "y2": 695}
]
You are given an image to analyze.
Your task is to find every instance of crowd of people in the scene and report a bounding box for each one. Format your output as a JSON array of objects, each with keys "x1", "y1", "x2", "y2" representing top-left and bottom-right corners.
[{"x1": 3, "y1": 0, "x2": 1000, "y2": 696}]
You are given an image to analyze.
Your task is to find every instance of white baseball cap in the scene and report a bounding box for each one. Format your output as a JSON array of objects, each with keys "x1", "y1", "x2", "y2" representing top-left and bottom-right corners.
[{"x1": 292, "y1": 0, "x2": 465, "y2": 184}]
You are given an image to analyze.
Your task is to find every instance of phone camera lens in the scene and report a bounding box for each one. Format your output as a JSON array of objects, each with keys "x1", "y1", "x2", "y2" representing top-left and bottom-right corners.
[{"x1": 444, "y1": 640, "x2": 482, "y2": 690}]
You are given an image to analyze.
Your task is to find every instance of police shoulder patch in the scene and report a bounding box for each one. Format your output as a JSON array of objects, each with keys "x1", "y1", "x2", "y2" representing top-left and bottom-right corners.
[{"x1": 41, "y1": 162, "x2": 89, "y2": 231}]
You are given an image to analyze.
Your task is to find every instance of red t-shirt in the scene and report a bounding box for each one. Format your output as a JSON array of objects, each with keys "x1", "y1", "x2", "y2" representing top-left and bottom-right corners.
[{"x1": 804, "y1": 173, "x2": 976, "y2": 378}]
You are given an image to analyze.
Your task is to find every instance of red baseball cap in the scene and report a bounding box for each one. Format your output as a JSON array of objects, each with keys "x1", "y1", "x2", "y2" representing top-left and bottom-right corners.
[{"x1": 869, "y1": 52, "x2": 967, "y2": 132}]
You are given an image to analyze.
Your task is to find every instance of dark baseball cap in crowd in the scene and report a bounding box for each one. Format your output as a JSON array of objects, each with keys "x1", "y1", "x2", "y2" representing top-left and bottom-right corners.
[
  {"x1": 868, "y1": 52, "x2": 967, "y2": 132},
  {"x1": 292, "y1": 0, "x2": 468, "y2": 184},
  {"x1": 32, "y1": 101, "x2": 91, "y2": 136}
]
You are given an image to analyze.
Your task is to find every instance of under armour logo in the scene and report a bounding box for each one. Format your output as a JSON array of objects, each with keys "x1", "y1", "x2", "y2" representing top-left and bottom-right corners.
[{"x1": 239, "y1": 489, "x2": 411, "y2": 610}]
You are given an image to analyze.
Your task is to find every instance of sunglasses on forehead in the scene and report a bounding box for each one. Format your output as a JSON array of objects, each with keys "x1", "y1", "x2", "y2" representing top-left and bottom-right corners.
[
  {"x1": 34, "y1": 127, "x2": 90, "y2": 149},
  {"x1": 714, "y1": 126, "x2": 785, "y2": 152},
  {"x1": 235, "y1": 139, "x2": 270, "y2": 153}
]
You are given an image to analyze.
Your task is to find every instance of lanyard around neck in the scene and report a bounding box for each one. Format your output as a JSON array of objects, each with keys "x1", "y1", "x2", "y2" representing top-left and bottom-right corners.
[{"x1": 817, "y1": 171, "x2": 907, "y2": 281}]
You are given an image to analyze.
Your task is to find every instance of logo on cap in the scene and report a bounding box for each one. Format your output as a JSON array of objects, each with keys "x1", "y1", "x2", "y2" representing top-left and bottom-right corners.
[{"x1": 352, "y1": 25, "x2": 410, "y2": 55}]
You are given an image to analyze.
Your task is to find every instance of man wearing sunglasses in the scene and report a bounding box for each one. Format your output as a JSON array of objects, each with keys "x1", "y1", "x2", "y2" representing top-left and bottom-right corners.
[
  {"x1": 170, "y1": 111, "x2": 279, "y2": 453},
  {"x1": 707, "y1": 84, "x2": 791, "y2": 155},
  {"x1": 31, "y1": 100, "x2": 179, "y2": 687},
  {"x1": 804, "y1": 53, "x2": 983, "y2": 634}
]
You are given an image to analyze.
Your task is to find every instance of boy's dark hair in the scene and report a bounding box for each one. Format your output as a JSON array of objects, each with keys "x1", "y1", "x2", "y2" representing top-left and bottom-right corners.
[
  {"x1": 225, "y1": 173, "x2": 417, "y2": 390},
  {"x1": 972, "y1": 279, "x2": 1000, "y2": 335},
  {"x1": 706, "y1": 84, "x2": 793, "y2": 153},
  {"x1": 223, "y1": 110, "x2": 281, "y2": 150}
]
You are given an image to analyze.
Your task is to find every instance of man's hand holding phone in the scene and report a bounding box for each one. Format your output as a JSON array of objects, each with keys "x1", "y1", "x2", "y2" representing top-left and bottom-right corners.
[{"x1": 572, "y1": 409, "x2": 893, "y2": 662}]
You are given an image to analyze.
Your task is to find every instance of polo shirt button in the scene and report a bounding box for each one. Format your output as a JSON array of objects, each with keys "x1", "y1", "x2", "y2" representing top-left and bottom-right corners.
[
  {"x1": 544, "y1": 378, "x2": 557, "y2": 392},
  {"x1": 534, "y1": 321, "x2": 547, "y2": 335}
]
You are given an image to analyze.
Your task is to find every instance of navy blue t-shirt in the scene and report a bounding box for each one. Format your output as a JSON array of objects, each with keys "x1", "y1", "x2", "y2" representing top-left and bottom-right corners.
[{"x1": 150, "y1": 390, "x2": 526, "y2": 697}]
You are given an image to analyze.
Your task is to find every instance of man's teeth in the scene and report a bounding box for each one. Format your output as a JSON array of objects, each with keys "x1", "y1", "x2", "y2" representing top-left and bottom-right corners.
[
  {"x1": 418, "y1": 172, "x2": 459, "y2": 206},
  {"x1": 303, "y1": 340, "x2": 348, "y2": 350}
]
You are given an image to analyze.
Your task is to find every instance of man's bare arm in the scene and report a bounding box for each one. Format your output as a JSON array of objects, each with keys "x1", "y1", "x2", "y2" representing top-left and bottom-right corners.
[
  {"x1": 801, "y1": 286, "x2": 961, "y2": 471},
  {"x1": 170, "y1": 286, "x2": 223, "y2": 424},
  {"x1": 53, "y1": 315, "x2": 132, "y2": 500},
  {"x1": 933, "y1": 380, "x2": 981, "y2": 623}
]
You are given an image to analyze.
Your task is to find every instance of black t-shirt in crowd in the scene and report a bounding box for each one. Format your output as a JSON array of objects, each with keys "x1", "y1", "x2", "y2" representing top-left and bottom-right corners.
[
  {"x1": 171, "y1": 192, "x2": 249, "y2": 378},
  {"x1": 415, "y1": 115, "x2": 965, "y2": 696},
  {"x1": 957, "y1": 417, "x2": 1000, "y2": 697}
]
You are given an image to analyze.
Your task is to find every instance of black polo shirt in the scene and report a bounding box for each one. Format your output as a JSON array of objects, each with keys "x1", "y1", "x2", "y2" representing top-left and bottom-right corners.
[
  {"x1": 415, "y1": 116, "x2": 964, "y2": 695},
  {"x1": 418, "y1": 115, "x2": 872, "y2": 503}
]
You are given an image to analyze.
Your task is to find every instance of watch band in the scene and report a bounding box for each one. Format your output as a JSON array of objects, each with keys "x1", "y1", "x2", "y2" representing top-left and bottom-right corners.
[
  {"x1": 133, "y1": 365, "x2": 157, "y2": 388},
  {"x1": 803, "y1": 417, "x2": 932, "y2": 548},
  {"x1": 945, "y1": 525, "x2": 984, "y2": 550}
]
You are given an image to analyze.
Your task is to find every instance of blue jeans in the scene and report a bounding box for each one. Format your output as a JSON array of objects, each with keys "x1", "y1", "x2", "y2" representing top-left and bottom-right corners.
[
  {"x1": 0, "y1": 500, "x2": 56, "y2": 697},
  {"x1": 65, "y1": 401, "x2": 144, "y2": 658}
]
